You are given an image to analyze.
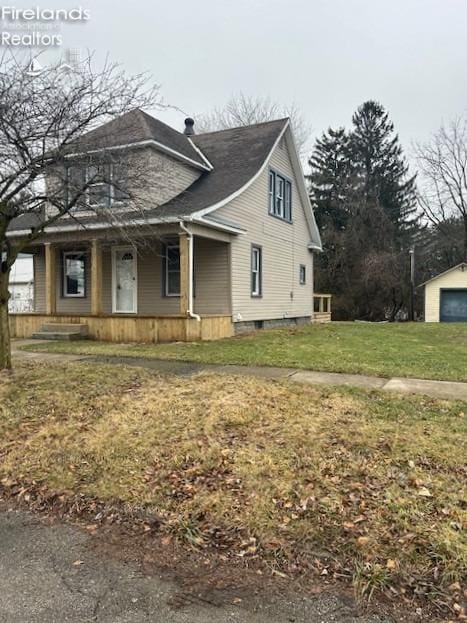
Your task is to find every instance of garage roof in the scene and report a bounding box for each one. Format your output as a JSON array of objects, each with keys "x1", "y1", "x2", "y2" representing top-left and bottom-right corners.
[{"x1": 419, "y1": 262, "x2": 467, "y2": 287}]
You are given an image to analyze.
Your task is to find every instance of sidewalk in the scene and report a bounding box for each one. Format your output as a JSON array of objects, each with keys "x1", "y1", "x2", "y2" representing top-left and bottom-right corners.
[{"x1": 12, "y1": 341, "x2": 467, "y2": 401}]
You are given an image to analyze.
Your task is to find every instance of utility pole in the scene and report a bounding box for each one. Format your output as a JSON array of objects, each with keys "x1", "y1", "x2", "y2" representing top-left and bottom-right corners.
[{"x1": 409, "y1": 247, "x2": 415, "y2": 321}]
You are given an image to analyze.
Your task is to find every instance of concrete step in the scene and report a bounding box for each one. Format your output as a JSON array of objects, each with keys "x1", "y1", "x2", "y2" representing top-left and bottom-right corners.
[
  {"x1": 31, "y1": 331, "x2": 88, "y2": 341},
  {"x1": 32, "y1": 323, "x2": 89, "y2": 341},
  {"x1": 39, "y1": 323, "x2": 89, "y2": 335}
]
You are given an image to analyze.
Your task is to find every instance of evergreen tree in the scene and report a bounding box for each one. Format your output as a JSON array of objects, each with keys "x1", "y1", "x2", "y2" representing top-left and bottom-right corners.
[
  {"x1": 308, "y1": 127, "x2": 350, "y2": 231},
  {"x1": 307, "y1": 101, "x2": 419, "y2": 320},
  {"x1": 349, "y1": 101, "x2": 418, "y2": 244}
]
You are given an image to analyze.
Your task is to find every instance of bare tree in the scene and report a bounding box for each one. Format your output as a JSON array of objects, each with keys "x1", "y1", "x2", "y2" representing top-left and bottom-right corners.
[
  {"x1": 196, "y1": 92, "x2": 310, "y2": 155},
  {"x1": 415, "y1": 117, "x2": 467, "y2": 262},
  {"x1": 0, "y1": 51, "x2": 162, "y2": 370}
]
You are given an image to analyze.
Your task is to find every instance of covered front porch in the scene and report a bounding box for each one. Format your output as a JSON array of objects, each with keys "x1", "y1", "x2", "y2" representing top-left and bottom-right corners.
[{"x1": 9, "y1": 226, "x2": 234, "y2": 343}]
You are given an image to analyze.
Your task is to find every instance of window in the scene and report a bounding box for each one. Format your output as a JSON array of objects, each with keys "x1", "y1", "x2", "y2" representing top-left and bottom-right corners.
[
  {"x1": 268, "y1": 170, "x2": 292, "y2": 222},
  {"x1": 276, "y1": 175, "x2": 285, "y2": 217},
  {"x1": 284, "y1": 180, "x2": 292, "y2": 221},
  {"x1": 268, "y1": 170, "x2": 275, "y2": 213},
  {"x1": 164, "y1": 243, "x2": 180, "y2": 296},
  {"x1": 299, "y1": 264, "x2": 306, "y2": 285},
  {"x1": 65, "y1": 161, "x2": 128, "y2": 211},
  {"x1": 87, "y1": 163, "x2": 109, "y2": 209},
  {"x1": 251, "y1": 245, "x2": 262, "y2": 297},
  {"x1": 63, "y1": 251, "x2": 86, "y2": 297}
]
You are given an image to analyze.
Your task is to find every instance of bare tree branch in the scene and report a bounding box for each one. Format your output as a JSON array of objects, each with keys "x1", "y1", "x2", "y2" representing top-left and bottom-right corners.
[{"x1": 196, "y1": 92, "x2": 311, "y2": 155}]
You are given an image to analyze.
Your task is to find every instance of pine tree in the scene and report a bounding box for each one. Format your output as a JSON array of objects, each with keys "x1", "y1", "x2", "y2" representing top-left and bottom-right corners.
[
  {"x1": 308, "y1": 127, "x2": 350, "y2": 231},
  {"x1": 349, "y1": 101, "x2": 418, "y2": 244},
  {"x1": 307, "y1": 101, "x2": 419, "y2": 320}
]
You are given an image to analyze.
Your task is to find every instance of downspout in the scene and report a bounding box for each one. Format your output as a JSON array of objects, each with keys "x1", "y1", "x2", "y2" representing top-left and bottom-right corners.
[{"x1": 179, "y1": 221, "x2": 201, "y2": 321}]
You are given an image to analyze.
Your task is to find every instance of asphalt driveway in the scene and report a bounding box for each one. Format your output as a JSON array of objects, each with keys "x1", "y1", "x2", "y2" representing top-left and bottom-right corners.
[{"x1": 0, "y1": 510, "x2": 389, "y2": 623}]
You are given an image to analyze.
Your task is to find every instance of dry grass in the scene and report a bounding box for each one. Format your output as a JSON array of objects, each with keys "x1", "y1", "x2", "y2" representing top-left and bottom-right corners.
[{"x1": 0, "y1": 361, "x2": 466, "y2": 610}]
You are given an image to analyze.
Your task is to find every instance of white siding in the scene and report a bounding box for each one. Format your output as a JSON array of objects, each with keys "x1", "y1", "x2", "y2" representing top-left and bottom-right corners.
[
  {"x1": 424, "y1": 266, "x2": 467, "y2": 321},
  {"x1": 213, "y1": 134, "x2": 314, "y2": 322}
]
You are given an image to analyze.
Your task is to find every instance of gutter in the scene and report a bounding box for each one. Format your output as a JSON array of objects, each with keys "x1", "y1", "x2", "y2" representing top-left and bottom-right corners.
[{"x1": 179, "y1": 220, "x2": 201, "y2": 322}]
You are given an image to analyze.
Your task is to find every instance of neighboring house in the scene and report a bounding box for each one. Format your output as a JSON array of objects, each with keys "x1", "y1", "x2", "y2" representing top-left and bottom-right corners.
[
  {"x1": 8, "y1": 255, "x2": 34, "y2": 313},
  {"x1": 7, "y1": 109, "x2": 322, "y2": 342},
  {"x1": 421, "y1": 263, "x2": 467, "y2": 322}
]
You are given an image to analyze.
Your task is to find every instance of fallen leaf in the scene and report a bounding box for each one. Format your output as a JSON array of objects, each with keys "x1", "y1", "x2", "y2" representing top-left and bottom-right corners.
[{"x1": 417, "y1": 487, "x2": 433, "y2": 498}]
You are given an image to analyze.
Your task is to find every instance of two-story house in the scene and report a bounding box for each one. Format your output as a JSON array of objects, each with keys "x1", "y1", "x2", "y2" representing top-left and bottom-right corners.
[{"x1": 8, "y1": 109, "x2": 322, "y2": 343}]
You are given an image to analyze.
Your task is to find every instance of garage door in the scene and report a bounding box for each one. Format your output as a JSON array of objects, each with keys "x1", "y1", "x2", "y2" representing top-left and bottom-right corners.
[{"x1": 440, "y1": 289, "x2": 467, "y2": 322}]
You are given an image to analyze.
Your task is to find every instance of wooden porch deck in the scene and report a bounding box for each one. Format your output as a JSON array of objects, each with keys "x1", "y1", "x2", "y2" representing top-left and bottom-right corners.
[{"x1": 9, "y1": 314, "x2": 234, "y2": 343}]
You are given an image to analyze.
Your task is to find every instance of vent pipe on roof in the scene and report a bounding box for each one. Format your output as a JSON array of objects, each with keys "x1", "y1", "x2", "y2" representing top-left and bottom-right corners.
[{"x1": 184, "y1": 117, "x2": 195, "y2": 136}]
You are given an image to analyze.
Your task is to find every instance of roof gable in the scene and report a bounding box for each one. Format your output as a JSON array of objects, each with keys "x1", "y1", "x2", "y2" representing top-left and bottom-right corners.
[
  {"x1": 65, "y1": 109, "x2": 209, "y2": 170},
  {"x1": 419, "y1": 262, "x2": 467, "y2": 287}
]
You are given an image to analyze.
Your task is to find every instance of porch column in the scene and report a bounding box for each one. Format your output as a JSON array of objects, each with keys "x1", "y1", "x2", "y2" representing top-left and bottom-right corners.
[
  {"x1": 179, "y1": 233, "x2": 189, "y2": 316},
  {"x1": 91, "y1": 239, "x2": 103, "y2": 316},
  {"x1": 44, "y1": 242, "x2": 56, "y2": 315}
]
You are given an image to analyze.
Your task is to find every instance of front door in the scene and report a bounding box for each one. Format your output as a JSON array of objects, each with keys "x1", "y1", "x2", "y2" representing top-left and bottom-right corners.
[{"x1": 113, "y1": 247, "x2": 137, "y2": 313}]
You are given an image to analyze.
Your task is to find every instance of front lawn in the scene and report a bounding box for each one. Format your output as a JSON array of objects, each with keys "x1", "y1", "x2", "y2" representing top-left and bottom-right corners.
[
  {"x1": 20, "y1": 321, "x2": 467, "y2": 381},
  {"x1": 0, "y1": 360, "x2": 465, "y2": 614}
]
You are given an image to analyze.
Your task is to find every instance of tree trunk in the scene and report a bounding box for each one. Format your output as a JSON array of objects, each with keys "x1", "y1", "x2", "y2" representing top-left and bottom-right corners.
[{"x1": 0, "y1": 269, "x2": 12, "y2": 370}]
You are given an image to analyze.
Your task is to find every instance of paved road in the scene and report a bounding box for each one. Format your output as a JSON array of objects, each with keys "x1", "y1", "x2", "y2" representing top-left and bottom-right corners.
[{"x1": 0, "y1": 511, "x2": 388, "y2": 623}]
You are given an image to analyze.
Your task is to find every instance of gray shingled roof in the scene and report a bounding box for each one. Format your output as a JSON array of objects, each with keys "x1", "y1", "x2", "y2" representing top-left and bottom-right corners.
[
  {"x1": 144, "y1": 118, "x2": 288, "y2": 219},
  {"x1": 64, "y1": 109, "x2": 207, "y2": 168},
  {"x1": 8, "y1": 115, "x2": 288, "y2": 233}
]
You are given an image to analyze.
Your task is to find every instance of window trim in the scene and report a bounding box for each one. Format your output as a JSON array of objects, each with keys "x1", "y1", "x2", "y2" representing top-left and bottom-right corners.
[
  {"x1": 251, "y1": 244, "x2": 262, "y2": 298},
  {"x1": 163, "y1": 241, "x2": 181, "y2": 298},
  {"x1": 62, "y1": 250, "x2": 86, "y2": 298},
  {"x1": 299, "y1": 264, "x2": 306, "y2": 285},
  {"x1": 268, "y1": 168, "x2": 293, "y2": 223},
  {"x1": 66, "y1": 161, "x2": 128, "y2": 212}
]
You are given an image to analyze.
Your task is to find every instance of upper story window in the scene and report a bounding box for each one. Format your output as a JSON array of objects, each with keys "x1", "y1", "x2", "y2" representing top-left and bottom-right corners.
[
  {"x1": 268, "y1": 169, "x2": 292, "y2": 222},
  {"x1": 66, "y1": 161, "x2": 128, "y2": 211}
]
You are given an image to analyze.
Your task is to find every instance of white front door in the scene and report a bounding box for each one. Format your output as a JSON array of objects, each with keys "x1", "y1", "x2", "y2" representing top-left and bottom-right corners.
[{"x1": 112, "y1": 247, "x2": 137, "y2": 313}]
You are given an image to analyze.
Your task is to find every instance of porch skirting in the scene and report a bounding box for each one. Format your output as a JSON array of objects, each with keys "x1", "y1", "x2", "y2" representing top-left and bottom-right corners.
[{"x1": 9, "y1": 314, "x2": 234, "y2": 343}]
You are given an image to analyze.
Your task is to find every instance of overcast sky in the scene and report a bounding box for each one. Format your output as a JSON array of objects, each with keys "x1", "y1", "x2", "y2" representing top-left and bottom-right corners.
[{"x1": 7, "y1": 0, "x2": 467, "y2": 167}]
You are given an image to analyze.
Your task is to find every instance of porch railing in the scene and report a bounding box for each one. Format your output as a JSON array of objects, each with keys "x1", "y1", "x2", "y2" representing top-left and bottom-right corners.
[{"x1": 313, "y1": 293, "x2": 332, "y2": 323}]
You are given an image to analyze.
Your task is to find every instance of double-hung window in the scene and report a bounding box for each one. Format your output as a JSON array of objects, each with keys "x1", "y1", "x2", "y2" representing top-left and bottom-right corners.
[
  {"x1": 87, "y1": 163, "x2": 109, "y2": 209},
  {"x1": 65, "y1": 160, "x2": 128, "y2": 211},
  {"x1": 268, "y1": 169, "x2": 292, "y2": 222},
  {"x1": 63, "y1": 251, "x2": 86, "y2": 297},
  {"x1": 164, "y1": 242, "x2": 181, "y2": 296},
  {"x1": 251, "y1": 245, "x2": 262, "y2": 297},
  {"x1": 299, "y1": 264, "x2": 306, "y2": 285}
]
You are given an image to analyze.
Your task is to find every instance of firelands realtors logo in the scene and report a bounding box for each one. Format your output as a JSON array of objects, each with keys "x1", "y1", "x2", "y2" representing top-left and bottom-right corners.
[{"x1": 0, "y1": 6, "x2": 90, "y2": 47}]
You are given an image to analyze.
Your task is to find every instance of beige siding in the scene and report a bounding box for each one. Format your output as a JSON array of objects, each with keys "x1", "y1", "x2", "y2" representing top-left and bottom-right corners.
[
  {"x1": 214, "y1": 135, "x2": 314, "y2": 322},
  {"x1": 424, "y1": 266, "x2": 467, "y2": 321},
  {"x1": 193, "y1": 237, "x2": 231, "y2": 315},
  {"x1": 31, "y1": 237, "x2": 230, "y2": 317},
  {"x1": 46, "y1": 147, "x2": 201, "y2": 219},
  {"x1": 133, "y1": 148, "x2": 201, "y2": 211},
  {"x1": 101, "y1": 242, "x2": 179, "y2": 315}
]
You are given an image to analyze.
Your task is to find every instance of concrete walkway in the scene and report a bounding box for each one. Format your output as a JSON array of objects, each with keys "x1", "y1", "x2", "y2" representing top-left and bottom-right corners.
[{"x1": 12, "y1": 341, "x2": 467, "y2": 401}]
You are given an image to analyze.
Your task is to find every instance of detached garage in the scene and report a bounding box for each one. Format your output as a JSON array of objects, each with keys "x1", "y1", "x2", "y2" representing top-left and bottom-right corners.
[{"x1": 422, "y1": 263, "x2": 467, "y2": 322}]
